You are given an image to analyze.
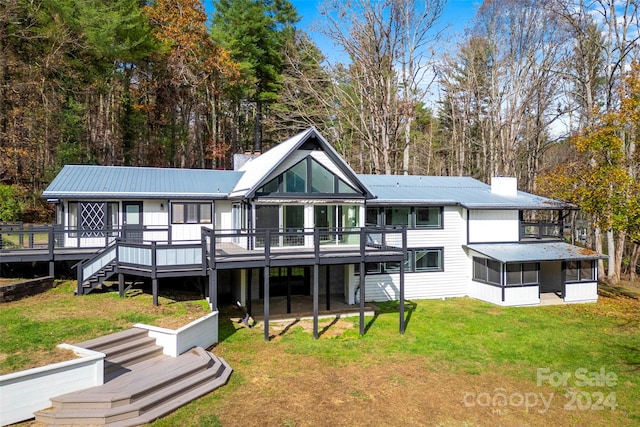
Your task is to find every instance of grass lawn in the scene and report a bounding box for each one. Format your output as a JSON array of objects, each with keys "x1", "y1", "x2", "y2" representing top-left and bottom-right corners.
[{"x1": 4, "y1": 281, "x2": 639, "y2": 426}]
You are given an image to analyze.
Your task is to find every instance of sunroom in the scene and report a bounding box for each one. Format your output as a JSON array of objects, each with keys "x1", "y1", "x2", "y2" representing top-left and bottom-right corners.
[{"x1": 466, "y1": 242, "x2": 603, "y2": 306}]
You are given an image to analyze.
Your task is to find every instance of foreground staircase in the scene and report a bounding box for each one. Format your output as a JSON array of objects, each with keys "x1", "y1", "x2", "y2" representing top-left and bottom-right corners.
[{"x1": 34, "y1": 329, "x2": 232, "y2": 426}]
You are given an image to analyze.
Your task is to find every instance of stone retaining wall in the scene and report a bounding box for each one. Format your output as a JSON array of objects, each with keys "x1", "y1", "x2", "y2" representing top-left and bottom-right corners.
[{"x1": 0, "y1": 277, "x2": 55, "y2": 303}]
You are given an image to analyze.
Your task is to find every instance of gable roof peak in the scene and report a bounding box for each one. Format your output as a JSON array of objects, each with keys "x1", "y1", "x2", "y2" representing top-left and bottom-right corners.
[{"x1": 229, "y1": 127, "x2": 373, "y2": 199}]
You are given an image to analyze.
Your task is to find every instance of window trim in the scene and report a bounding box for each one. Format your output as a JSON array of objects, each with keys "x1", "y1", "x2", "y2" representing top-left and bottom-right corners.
[
  {"x1": 171, "y1": 202, "x2": 213, "y2": 225},
  {"x1": 505, "y1": 262, "x2": 540, "y2": 286},
  {"x1": 355, "y1": 247, "x2": 444, "y2": 275},
  {"x1": 566, "y1": 260, "x2": 595, "y2": 283},
  {"x1": 68, "y1": 201, "x2": 119, "y2": 237},
  {"x1": 473, "y1": 256, "x2": 503, "y2": 286},
  {"x1": 367, "y1": 206, "x2": 444, "y2": 230}
]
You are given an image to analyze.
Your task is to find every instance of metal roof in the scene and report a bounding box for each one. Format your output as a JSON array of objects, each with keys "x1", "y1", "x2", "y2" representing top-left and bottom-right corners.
[
  {"x1": 466, "y1": 242, "x2": 604, "y2": 263},
  {"x1": 42, "y1": 165, "x2": 243, "y2": 199},
  {"x1": 359, "y1": 175, "x2": 570, "y2": 209}
]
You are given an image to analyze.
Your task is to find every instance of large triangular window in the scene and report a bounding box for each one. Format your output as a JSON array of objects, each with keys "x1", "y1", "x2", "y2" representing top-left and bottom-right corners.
[{"x1": 256, "y1": 157, "x2": 360, "y2": 196}]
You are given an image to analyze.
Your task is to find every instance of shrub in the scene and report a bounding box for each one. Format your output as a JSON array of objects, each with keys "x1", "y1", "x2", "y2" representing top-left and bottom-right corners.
[{"x1": 0, "y1": 184, "x2": 24, "y2": 221}]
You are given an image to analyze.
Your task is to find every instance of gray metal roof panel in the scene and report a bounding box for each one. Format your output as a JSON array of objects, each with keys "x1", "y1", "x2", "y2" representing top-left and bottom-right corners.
[
  {"x1": 42, "y1": 165, "x2": 243, "y2": 199},
  {"x1": 359, "y1": 175, "x2": 569, "y2": 209},
  {"x1": 466, "y1": 242, "x2": 604, "y2": 263}
]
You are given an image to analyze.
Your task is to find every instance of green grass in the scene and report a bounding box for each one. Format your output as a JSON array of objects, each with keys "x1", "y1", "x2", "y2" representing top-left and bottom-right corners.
[
  {"x1": 2, "y1": 282, "x2": 638, "y2": 425},
  {"x1": 0, "y1": 281, "x2": 209, "y2": 374}
]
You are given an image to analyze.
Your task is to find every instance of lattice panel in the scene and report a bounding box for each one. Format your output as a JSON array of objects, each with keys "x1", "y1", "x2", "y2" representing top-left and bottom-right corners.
[{"x1": 80, "y1": 202, "x2": 106, "y2": 237}]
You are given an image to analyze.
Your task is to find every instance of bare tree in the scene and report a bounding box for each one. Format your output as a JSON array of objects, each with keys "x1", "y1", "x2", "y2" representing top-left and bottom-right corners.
[
  {"x1": 550, "y1": 0, "x2": 640, "y2": 283},
  {"x1": 438, "y1": 0, "x2": 567, "y2": 189},
  {"x1": 318, "y1": 0, "x2": 445, "y2": 174}
]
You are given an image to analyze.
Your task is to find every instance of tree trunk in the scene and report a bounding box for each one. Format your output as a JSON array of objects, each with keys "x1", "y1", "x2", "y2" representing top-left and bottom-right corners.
[
  {"x1": 254, "y1": 100, "x2": 262, "y2": 152},
  {"x1": 630, "y1": 244, "x2": 640, "y2": 282},
  {"x1": 606, "y1": 229, "x2": 618, "y2": 284},
  {"x1": 614, "y1": 231, "x2": 626, "y2": 282},
  {"x1": 595, "y1": 226, "x2": 605, "y2": 282}
]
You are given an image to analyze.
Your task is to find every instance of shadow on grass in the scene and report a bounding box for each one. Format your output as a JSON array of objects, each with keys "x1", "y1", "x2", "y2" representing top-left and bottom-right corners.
[
  {"x1": 217, "y1": 304, "x2": 248, "y2": 342},
  {"x1": 318, "y1": 317, "x2": 340, "y2": 337},
  {"x1": 363, "y1": 300, "x2": 418, "y2": 334}
]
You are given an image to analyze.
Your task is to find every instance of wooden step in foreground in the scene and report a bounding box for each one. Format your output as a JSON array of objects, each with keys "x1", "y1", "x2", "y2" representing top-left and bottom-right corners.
[
  {"x1": 75, "y1": 328, "x2": 164, "y2": 380},
  {"x1": 34, "y1": 347, "x2": 232, "y2": 426}
]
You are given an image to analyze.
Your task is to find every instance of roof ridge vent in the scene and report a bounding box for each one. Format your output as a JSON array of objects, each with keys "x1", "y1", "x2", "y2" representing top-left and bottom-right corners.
[{"x1": 491, "y1": 176, "x2": 518, "y2": 197}]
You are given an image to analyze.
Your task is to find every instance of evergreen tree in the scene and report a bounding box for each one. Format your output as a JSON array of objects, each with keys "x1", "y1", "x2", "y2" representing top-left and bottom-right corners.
[{"x1": 211, "y1": 0, "x2": 299, "y2": 152}]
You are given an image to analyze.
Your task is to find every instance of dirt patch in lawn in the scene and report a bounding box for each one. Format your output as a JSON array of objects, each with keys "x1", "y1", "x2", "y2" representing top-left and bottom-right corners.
[{"x1": 212, "y1": 350, "x2": 620, "y2": 427}]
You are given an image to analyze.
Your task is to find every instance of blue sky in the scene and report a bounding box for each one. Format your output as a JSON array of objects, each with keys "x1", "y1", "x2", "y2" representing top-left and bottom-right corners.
[
  {"x1": 290, "y1": 0, "x2": 481, "y2": 62},
  {"x1": 205, "y1": 1, "x2": 481, "y2": 62}
]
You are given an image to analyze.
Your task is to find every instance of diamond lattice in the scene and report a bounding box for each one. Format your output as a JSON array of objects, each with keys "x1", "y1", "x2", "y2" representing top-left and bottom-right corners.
[{"x1": 81, "y1": 202, "x2": 106, "y2": 237}]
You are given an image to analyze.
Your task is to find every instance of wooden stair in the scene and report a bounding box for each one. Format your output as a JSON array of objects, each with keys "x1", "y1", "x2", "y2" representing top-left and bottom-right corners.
[
  {"x1": 80, "y1": 260, "x2": 117, "y2": 295},
  {"x1": 34, "y1": 329, "x2": 232, "y2": 426}
]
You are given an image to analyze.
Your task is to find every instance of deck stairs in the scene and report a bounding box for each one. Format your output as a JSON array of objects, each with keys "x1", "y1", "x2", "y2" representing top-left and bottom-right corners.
[
  {"x1": 34, "y1": 328, "x2": 232, "y2": 426},
  {"x1": 80, "y1": 260, "x2": 117, "y2": 295},
  {"x1": 77, "y1": 242, "x2": 118, "y2": 295}
]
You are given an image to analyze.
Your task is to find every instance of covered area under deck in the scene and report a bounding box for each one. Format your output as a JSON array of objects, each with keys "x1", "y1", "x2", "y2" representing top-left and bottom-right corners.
[
  {"x1": 466, "y1": 241, "x2": 604, "y2": 306},
  {"x1": 206, "y1": 227, "x2": 408, "y2": 340}
]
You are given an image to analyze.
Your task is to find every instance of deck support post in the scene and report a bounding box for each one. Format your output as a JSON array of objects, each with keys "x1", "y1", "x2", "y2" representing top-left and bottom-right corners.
[
  {"x1": 152, "y1": 278, "x2": 158, "y2": 306},
  {"x1": 118, "y1": 273, "x2": 125, "y2": 297},
  {"x1": 400, "y1": 227, "x2": 406, "y2": 334},
  {"x1": 325, "y1": 265, "x2": 330, "y2": 311},
  {"x1": 313, "y1": 229, "x2": 320, "y2": 339},
  {"x1": 359, "y1": 228, "x2": 366, "y2": 336},
  {"x1": 247, "y1": 269, "x2": 252, "y2": 315},
  {"x1": 76, "y1": 261, "x2": 83, "y2": 296},
  {"x1": 209, "y1": 269, "x2": 217, "y2": 311},
  {"x1": 286, "y1": 268, "x2": 291, "y2": 314},
  {"x1": 48, "y1": 227, "x2": 55, "y2": 277},
  {"x1": 313, "y1": 263, "x2": 319, "y2": 339},
  {"x1": 151, "y1": 241, "x2": 158, "y2": 306},
  {"x1": 263, "y1": 230, "x2": 270, "y2": 341},
  {"x1": 263, "y1": 266, "x2": 270, "y2": 341}
]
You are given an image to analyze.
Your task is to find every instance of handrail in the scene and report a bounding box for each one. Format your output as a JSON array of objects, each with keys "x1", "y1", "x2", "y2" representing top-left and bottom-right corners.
[{"x1": 76, "y1": 240, "x2": 118, "y2": 295}]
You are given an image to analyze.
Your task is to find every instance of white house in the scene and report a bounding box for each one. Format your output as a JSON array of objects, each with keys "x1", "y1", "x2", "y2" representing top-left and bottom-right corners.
[{"x1": 33, "y1": 128, "x2": 602, "y2": 337}]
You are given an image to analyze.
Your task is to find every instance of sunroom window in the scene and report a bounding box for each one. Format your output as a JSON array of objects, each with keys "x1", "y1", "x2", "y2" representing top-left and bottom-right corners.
[
  {"x1": 506, "y1": 263, "x2": 539, "y2": 285},
  {"x1": 566, "y1": 260, "x2": 594, "y2": 282}
]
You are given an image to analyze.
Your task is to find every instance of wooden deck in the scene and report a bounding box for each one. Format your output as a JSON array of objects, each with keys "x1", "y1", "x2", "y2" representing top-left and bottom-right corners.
[{"x1": 35, "y1": 328, "x2": 232, "y2": 426}]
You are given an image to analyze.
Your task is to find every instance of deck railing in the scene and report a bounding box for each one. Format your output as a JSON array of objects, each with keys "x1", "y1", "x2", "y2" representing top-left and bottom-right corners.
[
  {"x1": 203, "y1": 227, "x2": 406, "y2": 265},
  {"x1": 0, "y1": 224, "x2": 171, "y2": 252}
]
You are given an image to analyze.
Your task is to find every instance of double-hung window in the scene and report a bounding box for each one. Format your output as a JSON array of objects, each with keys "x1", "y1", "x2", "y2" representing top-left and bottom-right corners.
[{"x1": 171, "y1": 202, "x2": 212, "y2": 224}]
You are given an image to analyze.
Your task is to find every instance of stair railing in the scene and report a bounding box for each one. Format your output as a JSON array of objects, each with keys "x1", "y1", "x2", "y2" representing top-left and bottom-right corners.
[{"x1": 76, "y1": 240, "x2": 118, "y2": 295}]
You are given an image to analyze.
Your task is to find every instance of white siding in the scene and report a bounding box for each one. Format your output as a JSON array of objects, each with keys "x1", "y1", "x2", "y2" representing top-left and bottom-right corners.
[
  {"x1": 143, "y1": 200, "x2": 169, "y2": 242},
  {"x1": 216, "y1": 201, "x2": 233, "y2": 230},
  {"x1": 363, "y1": 207, "x2": 470, "y2": 301},
  {"x1": 564, "y1": 282, "x2": 598, "y2": 302},
  {"x1": 468, "y1": 282, "x2": 503, "y2": 304},
  {"x1": 469, "y1": 210, "x2": 519, "y2": 243},
  {"x1": 503, "y1": 286, "x2": 540, "y2": 306},
  {"x1": 469, "y1": 282, "x2": 540, "y2": 306}
]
